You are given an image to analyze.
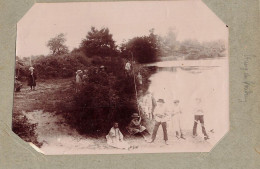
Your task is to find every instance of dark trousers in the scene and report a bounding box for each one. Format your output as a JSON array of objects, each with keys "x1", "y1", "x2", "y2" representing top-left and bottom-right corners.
[
  {"x1": 151, "y1": 121, "x2": 168, "y2": 141},
  {"x1": 193, "y1": 115, "x2": 208, "y2": 136}
]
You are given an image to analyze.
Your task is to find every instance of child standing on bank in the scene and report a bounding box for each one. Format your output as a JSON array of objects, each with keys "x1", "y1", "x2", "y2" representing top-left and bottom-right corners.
[
  {"x1": 148, "y1": 99, "x2": 169, "y2": 145},
  {"x1": 192, "y1": 98, "x2": 209, "y2": 140},
  {"x1": 170, "y1": 100, "x2": 185, "y2": 140}
]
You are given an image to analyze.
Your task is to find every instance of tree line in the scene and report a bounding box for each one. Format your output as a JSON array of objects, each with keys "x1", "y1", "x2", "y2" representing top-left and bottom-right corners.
[{"x1": 16, "y1": 27, "x2": 226, "y2": 80}]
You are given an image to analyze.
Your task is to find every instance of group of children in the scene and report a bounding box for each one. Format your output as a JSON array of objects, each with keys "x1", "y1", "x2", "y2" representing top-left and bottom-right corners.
[
  {"x1": 148, "y1": 97, "x2": 210, "y2": 145},
  {"x1": 106, "y1": 96, "x2": 210, "y2": 150}
]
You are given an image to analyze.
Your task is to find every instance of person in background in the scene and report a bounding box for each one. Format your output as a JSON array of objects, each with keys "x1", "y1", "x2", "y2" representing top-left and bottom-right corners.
[
  {"x1": 143, "y1": 92, "x2": 156, "y2": 119},
  {"x1": 137, "y1": 72, "x2": 142, "y2": 85},
  {"x1": 106, "y1": 122, "x2": 132, "y2": 150},
  {"x1": 126, "y1": 113, "x2": 150, "y2": 141},
  {"x1": 99, "y1": 65, "x2": 105, "y2": 72},
  {"x1": 75, "y1": 70, "x2": 82, "y2": 93},
  {"x1": 148, "y1": 99, "x2": 169, "y2": 145},
  {"x1": 28, "y1": 66, "x2": 37, "y2": 90},
  {"x1": 192, "y1": 98, "x2": 209, "y2": 140},
  {"x1": 82, "y1": 74, "x2": 87, "y2": 82},
  {"x1": 125, "y1": 60, "x2": 131, "y2": 76},
  {"x1": 169, "y1": 100, "x2": 185, "y2": 139},
  {"x1": 82, "y1": 69, "x2": 88, "y2": 85}
]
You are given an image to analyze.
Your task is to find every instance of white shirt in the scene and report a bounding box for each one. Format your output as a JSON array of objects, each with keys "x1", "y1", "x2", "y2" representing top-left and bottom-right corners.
[
  {"x1": 194, "y1": 104, "x2": 204, "y2": 115},
  {"x1": 154, "y1": 105, "x2": 169, "y2": 122},
  {"x1": 168, "y1": 104, "x2": 182, "y2": 116},
  {"x1": 125, "y1": 62, "x2": 131, "y2": 71},
  {"x1": 76, "y1": 74, "x2": 82, "y2": 83}
]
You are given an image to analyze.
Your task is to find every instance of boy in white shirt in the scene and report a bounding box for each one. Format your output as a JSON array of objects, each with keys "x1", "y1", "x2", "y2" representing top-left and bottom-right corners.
[
  {"x1": 170, "y1": 100, "x2": 185, "y2": 139},
  {"x1": 192, "y1": 98, "x2": 209, "y2": 140},
  {"x1": 148, "y1": 99, "x2": 169, "y2": 145}
]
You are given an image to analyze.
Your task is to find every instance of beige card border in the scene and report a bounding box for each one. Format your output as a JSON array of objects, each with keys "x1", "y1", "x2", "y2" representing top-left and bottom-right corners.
[{"x1": 0, "y1": 0, "x2": 259, "y2": 168}]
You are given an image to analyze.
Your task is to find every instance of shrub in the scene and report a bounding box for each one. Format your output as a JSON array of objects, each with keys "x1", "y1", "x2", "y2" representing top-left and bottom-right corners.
[
  {"x1": 12, "y1": 113, "x2": 42, "y2": 147},
  {"x1": 18, "y1": 51, "x2": 92, "y2": 80},
  {"x1": 61, "y1": 57, "x2": 140, "y2": 135}
]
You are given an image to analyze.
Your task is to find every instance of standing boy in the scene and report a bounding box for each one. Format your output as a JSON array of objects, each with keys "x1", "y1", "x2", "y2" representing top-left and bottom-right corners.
[
  {"x1": 170, "y1": 100, "x2": 185, "y2": 139},
  {"x1": 192, "y1": 98, "x2": 209, "y2": 140},
  {"x1": 148, "y1": 99, "x2": 169, "y2": 145}
]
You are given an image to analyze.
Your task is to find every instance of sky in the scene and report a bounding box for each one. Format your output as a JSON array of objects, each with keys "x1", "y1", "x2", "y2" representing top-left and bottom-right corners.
[{"x1": 16, "y1": 0, "x2": 228, "y2": 58}]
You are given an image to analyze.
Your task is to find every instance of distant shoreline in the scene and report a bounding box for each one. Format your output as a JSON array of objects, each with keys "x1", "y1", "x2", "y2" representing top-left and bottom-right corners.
[{"x1": 143, "y1": 56, "x2": 228, "y2": 68}]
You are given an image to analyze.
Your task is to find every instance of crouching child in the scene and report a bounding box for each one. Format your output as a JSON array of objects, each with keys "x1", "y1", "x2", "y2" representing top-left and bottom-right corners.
[{"x1": 126, "y1": 113, "x2": 150, "y2": 141}]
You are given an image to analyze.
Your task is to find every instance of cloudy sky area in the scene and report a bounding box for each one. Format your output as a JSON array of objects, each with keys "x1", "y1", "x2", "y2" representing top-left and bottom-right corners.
[{"x1": 17, "y1": 0, "x2": 228, "y2": 58}]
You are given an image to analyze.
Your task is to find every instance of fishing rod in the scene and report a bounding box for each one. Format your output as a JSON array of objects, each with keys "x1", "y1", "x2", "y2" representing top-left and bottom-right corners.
[{"x1": 130, "y1": 52, "x2": 142, "y2": 116}]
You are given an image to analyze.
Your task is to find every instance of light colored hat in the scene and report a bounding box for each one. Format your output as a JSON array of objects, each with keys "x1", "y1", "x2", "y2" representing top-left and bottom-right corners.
[
  {"x1": 76, "y1": 70, "x2": 82, "y2": 74},
  {"x1": 131, "y1": 113, "x2": 140, "y2": 118},
  {"x1": 29, "y1": 67, "x2": 34, "y2": 71}
]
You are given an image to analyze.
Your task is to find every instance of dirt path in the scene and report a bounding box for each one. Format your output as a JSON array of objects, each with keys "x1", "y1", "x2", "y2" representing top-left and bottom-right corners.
[
  {"x1": 13, "y1": 78, "x2": 75, "y2": 114},
  {"x1": 13, "y1": 78, "x2": 217, "y2": 154}
]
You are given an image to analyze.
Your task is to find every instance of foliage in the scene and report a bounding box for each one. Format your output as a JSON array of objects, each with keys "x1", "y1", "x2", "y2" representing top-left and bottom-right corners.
[
  {"x1": 120, "y1": 30, "x2": 159, "y2": 64},
  {"x1": 159, "y1": 28, "x2": 179, "y2": 57},
  {"x1": 47, "y1": 33, "x2": 69, "y2": 55},
  {"x1": 12, "y1": 113, "x2": 42, "y2": 147},
  {"x1": 62, "y1": 57, "x2": 140, "y2": 135},
  {"x1": 18, "y1": 51, "x2": 92, "y2": 80},
  {"x1": 179, "y1": 39, "x2": 226, "y2": 60},
  {"x1": 14, "y1": 27, "x2": 227, "y2": 138},
  {"x1": 80, "y1": 27, "x2": 117, "y2": 57}
]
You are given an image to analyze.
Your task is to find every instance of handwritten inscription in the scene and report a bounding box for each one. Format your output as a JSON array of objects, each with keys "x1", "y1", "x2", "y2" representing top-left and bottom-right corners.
[{"x1": 239, "y1": 54, "x2": 255, "y2": 102}]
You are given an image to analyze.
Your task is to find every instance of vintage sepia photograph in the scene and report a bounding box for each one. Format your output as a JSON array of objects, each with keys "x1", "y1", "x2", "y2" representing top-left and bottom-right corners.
[{"x1": 13, "y1": 0, "x2": 229, "y2": 154}]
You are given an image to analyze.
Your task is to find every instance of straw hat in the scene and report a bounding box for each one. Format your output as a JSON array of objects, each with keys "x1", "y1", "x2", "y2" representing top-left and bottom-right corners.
[
  {"x1": 29, "y1": 67, "x2": 34, "y2": 71},
  {"x1": 131, "y1": 113, "x2": 140, "y2": 118},
  {"x1": 76, "y1": 70, "x2": 82, "y2": 74}
]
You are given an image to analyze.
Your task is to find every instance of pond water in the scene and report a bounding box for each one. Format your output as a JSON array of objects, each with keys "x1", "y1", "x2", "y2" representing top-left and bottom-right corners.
[{"x1": 144, "y1": 58, "x2": 229, "y2": 137}]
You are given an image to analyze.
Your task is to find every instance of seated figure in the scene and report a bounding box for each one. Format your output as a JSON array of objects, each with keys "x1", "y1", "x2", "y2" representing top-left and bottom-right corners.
[
  {"x1": 126, "y1": 113, "x2": 150, "y2": 141},
  {"x1": 106, "y1": 122, "x2": 131, "y2": 149}
]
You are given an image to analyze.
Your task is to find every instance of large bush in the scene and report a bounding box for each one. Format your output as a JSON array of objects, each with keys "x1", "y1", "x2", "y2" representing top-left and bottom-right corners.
[{"x1": 61, "y1": 57, "x2": 143, "y2": 135}]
